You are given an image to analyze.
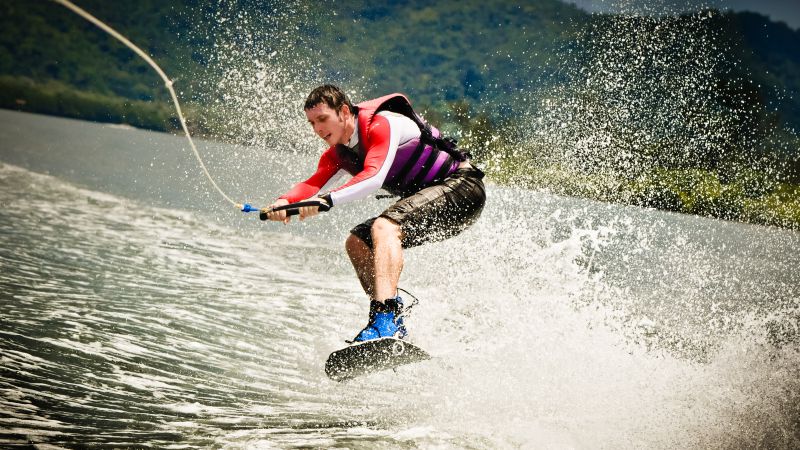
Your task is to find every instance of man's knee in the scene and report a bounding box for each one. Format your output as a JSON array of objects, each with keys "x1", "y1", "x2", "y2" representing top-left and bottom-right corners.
[{"x1": 371, "y1": 217, "x2": 401, "y2": 243}]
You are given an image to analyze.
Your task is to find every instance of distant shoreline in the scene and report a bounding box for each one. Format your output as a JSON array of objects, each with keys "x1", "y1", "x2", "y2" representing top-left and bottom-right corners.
[
  {"x1": 3, "y1": 103, "x2": 797, "y2": 231},
  {"x1": 0, "y1": 75, "x2": 215, "y2": 137}
]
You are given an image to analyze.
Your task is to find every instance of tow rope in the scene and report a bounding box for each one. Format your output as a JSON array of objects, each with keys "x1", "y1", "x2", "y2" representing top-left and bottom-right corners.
[{"x1": 53, "y1": 0, "x2": 267, "y2": 214}]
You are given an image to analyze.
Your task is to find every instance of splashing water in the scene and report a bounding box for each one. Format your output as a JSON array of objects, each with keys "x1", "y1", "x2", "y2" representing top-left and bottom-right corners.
[
  {"x1": 488, "y1": 2, "x2": 798, "y2": 229},
  {"x1": 189, "y1": 2, "x2": 321, "y2": 151}
]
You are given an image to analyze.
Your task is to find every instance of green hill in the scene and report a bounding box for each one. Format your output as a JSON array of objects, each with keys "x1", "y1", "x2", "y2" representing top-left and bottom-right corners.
[{"x1": 3, "y1": 1, "x2": 800, "y2": 129}]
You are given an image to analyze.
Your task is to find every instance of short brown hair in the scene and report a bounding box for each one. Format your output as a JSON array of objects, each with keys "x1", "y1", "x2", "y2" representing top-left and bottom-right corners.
[{"x1": 304, "y1": 84, "x2": 354, "y2": 112}]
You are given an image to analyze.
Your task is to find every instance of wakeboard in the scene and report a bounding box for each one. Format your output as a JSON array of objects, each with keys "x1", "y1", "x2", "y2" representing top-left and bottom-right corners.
[{"x1": 325, "y1": 337, "x2": 430, "y2": 382}]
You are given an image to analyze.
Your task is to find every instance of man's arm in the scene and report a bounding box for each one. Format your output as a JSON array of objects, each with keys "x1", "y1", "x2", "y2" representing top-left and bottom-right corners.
[
  {"x1": 265, "y1": 148, "x2": 341, "y2": 223},
  {"x1": 279, "y1": 147, "x2": 341, "y2": 203},
  {"x1": 327, "y1": 114, "x2": 407, "y2": 206}
]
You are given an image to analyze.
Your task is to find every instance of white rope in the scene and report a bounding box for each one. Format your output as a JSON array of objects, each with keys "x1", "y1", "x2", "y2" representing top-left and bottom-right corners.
[{"x1": 52, "y1": 0, "x2": 242, "y2": 209}]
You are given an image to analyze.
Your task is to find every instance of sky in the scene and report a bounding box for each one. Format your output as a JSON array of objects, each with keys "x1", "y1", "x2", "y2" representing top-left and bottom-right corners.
[{"x1": 564, "y1": 0, "x2": 800, "y2": 30}]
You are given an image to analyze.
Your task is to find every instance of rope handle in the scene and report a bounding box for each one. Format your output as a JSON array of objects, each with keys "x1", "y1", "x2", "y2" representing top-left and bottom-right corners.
[{"x1": 238, "y1": 200, "x2": 331, "y2": 220}]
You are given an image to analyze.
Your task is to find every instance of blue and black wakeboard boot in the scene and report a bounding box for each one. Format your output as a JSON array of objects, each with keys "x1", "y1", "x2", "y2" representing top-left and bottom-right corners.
[{"x1": 351, "y1": 296, "x2": 407, "y2": 343}]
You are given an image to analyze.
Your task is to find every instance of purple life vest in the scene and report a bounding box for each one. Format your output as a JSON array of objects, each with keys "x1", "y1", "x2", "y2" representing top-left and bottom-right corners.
[{"x1": 341, "y1": 94, "x2": 468, "y2": 196}]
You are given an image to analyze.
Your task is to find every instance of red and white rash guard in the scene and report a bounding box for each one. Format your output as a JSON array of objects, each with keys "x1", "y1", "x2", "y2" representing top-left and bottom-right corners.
[{"x1": 280, "y1": 111, "x2": 421, "y2": 206}]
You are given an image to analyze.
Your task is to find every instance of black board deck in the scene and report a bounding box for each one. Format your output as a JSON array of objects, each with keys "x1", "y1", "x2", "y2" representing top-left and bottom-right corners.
[{"x1": 325, "y1": 337, "x2": 430, "y2": 382}]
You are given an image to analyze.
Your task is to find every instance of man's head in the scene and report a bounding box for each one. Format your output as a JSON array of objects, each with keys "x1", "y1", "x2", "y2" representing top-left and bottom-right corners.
[
  {"x1": 304, "y1": 85, "x2": 356, "y2": 146},
  {"x1": 304, "y1": 84, "x2": 354, "y2": 113}
]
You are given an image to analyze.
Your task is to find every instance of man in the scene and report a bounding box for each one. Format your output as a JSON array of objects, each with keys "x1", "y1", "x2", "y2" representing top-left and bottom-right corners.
[{"x1": 266, "y1": 85, "x2": 485, "y2": 342}]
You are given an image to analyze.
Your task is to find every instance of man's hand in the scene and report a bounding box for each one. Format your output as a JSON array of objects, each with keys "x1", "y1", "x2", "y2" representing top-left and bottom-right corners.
[
  {"x1": 298, "y1": 196, "x2": 330, "y2": 221},
  {"x1": 263, "y1": 196, "x2": 330, "y2": 223},
  {"x1": 264, "y1": 198, "x2": 291, "y2": 224}
]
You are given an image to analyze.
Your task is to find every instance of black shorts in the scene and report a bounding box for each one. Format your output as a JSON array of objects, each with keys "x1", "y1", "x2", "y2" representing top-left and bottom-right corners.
[{"x1": 351, "y1": 166, "x2": 486, "y2": 249}]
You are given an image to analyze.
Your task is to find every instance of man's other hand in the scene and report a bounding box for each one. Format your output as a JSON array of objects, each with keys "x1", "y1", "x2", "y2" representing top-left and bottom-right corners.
[{"x1": 264, "y1": 198, "x2": 291, "y2": 224}]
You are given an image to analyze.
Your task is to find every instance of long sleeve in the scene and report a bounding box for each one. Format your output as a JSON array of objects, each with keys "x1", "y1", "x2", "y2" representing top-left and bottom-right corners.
[
  {"x1": 279, "y1": 147, "x2": 342, "y2": 203},
  {"x1": 328, "y1": 114, "x2": 403, "y2": 206}
]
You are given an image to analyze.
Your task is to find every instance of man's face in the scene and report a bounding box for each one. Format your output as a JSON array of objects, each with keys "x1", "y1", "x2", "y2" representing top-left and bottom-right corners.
[{"x1": 305, "y1": 103, "x2": 349, "y2": 146}]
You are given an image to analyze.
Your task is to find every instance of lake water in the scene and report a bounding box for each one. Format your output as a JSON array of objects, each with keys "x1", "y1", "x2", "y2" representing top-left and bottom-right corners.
[{"x1": 1, "y1": 109, "x2": 799, "y2": 448}]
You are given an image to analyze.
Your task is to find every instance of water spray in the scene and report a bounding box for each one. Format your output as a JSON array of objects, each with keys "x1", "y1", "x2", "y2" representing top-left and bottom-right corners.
[{"x1": 51, "y1": 0, "x2": 269, "y2": 215}]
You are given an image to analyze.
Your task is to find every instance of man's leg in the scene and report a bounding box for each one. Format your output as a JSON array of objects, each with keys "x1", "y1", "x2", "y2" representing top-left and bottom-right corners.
[
  {"x1": 371, "y1": 217, "x2": 404, "y2": 302},
  {"x1": 344, "y1": 169, "x2": 485, "y2": 341},
  {"x1": 345, "y1": 233, "x2": 375, "y2": 298},
  {"x1": 345, "y1": 218, "x2": 406, "y2": 342}
]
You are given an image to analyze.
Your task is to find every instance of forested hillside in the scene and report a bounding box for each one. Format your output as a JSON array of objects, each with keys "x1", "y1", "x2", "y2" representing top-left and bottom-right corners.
[{"x1": 6, "y1": 1, "x2": 799, "y2": 129}]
